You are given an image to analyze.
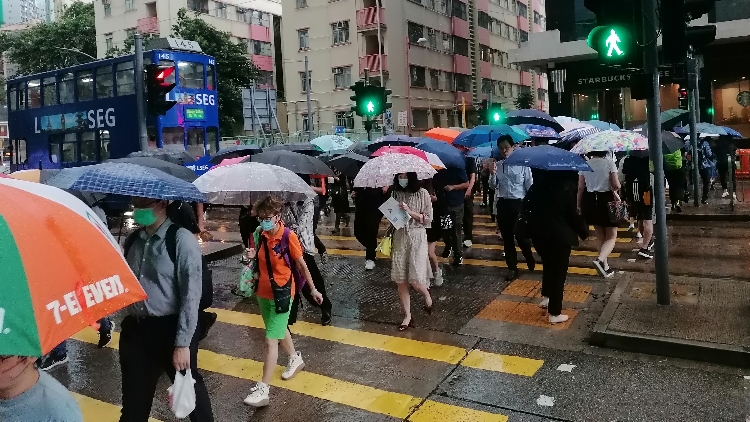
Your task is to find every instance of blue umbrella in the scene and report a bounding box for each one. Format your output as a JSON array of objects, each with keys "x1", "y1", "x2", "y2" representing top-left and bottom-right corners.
[
  {"x1": 502, "y1": 145, "x2": 593, "y2": 172},
  {"x1": 310, "y1": 134, "x2": 353, "y2": 153},
  {"x1": 722, "y1": 126, "x2": 744, "y2": 138},
  {"x1": 468, "y1": 146, "x2": 495, "y2": 158},
  {"x1": 504, "y1": 109, "x2": 566, "y2": 132},
  {"x1": 209, "y1": 144, "x2": 262, "y2": 164},
  {"x1": 453, "y1": 125, "x2": 530, "y2": 148},
  {"x1": 513, "y1": 124, "x2": 561, "y2": 139},
  {"x1": 46, "y1": 162, "x2": 206, "y2": 202},
  {"x1": 583, "y1": 120, "x2": 621, "y2": 131},
  {"x1": 673, "y1": 123, "x2": 728, "y2": 136},
  {"x1": 416, "y1": 140, "x2": 466, "y2": 169}
]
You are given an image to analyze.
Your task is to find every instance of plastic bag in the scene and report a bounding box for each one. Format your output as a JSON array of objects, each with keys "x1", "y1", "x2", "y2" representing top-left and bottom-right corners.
[
  {"x1": 238, "y1": 262, "x2": 256, "y2": 298},
  {"x1": 376, "y1": 236, "x2": 392, "y2": 257},
  {"x1": 168, "y1": 369, "x2": 197, "y2": 419}
]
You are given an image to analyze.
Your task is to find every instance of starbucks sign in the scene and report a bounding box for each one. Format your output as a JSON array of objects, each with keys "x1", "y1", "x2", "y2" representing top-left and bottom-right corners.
[{"x1": 737, "y1": 91, "x2": 750, "y2": 107}]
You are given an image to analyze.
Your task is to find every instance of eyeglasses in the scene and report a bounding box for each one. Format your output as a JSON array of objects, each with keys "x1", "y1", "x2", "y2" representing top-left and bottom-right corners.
[{"x1": 257, "y1": 213, "x2": 279, "y2": 220}]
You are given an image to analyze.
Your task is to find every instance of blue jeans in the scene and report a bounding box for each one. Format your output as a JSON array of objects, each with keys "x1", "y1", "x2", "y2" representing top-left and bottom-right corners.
[{"x1": 50, "y1": 318, "x2": 112, "y2": 357}]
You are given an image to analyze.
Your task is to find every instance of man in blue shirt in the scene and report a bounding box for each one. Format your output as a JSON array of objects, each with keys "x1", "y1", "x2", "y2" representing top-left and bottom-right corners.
[
  {"x1": 491, "y1": 135, "x2": 536, "y2": 281},
  {"x1": 433, "y1": 167, "x2": 470, "y2": 266}
]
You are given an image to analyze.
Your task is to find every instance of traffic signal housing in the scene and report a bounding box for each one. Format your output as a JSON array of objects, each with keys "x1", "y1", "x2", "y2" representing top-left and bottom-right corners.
[
  {"x1": 585, "y1": 0, "x2": 643, "y2": 68},
  {"x1": 661, "y1": 0, "x2": 717, "y2": 65},
  {"x1": 350, "y1": 82, "x2": 391, "y2": 118},
  {"x1": 146, "y1": 63, "x2": 177, "y2": 116},
  {"x1": 486, "y1": 102, "x2": 504, "y2": 124}
]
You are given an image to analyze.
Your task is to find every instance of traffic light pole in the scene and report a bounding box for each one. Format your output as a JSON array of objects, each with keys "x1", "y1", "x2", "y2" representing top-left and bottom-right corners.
[
  {"x1": 687, "y1": 57, "x2": 701, "y2": 207},
  {"x1": 364, "y1": 68, "x2": 372, "y2": 142},
  {"x1": 643, "y1": 0, "x2": 670, "y2": 305},
  {"x1": 134, "y1": 33, "x2": 148, "y2": 151},
  {"x1": 305, "y1": 55, "x2": 313, "y2": 141}
]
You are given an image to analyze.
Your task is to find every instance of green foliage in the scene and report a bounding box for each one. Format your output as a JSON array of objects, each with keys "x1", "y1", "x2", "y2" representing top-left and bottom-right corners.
[
  {"x1": 513, "y1": 92, "x2": 535, "y2": 110},
  {"x1": 105, "y1": 32, "x2": 158, "y2": 58},
  {"x1": 0, "y1": 2, "x2": 96, "y2": 76}
]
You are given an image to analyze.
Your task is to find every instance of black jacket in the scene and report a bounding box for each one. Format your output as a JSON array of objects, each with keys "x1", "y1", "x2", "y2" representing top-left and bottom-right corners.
[{"x1": 526, "y1": 182, "x2": 588, "y2": 247}]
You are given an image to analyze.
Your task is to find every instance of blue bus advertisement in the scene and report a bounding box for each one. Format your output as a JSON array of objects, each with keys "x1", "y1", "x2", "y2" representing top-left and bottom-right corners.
[{"x1": 5, "y1": 47, "x2": 219, "y2": 172}]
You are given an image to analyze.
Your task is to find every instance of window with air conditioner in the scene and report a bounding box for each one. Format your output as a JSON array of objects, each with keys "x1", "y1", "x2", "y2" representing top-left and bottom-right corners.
[
  {"x1": 252, "y1": 41, "x2": 272, "y2": 56},
  {"x1": 236, "y1": 7, "x2": 247, "y2": 22},
  {"x1": 442, "y1": 33, "x2": 451, "y2": 51},
  {"x1": 105, "y1": 33, "x2": 113, "y2": 51},
  {"x1": 332, "y1": 67, "x2": 351, "y2": 89},
  {"x1": 298, "y1": 29, "x2": 309, "y2": 49},
  {"x1": 331, "y1": 21, "x2": 349, "y2": 45},
  {"x1": 251, "y1": 10, "x2": 270, "y2": 27},
  {"x1": 103, "y1": 1, "x2": 111, "y2": 16},
  {"x1": 430, "y1": 69, "x2": 440, "y2": 90},
  {"x1": 300, "y1": 72, "x2": 311, "y2": 92},
  {"x1": 407, "y1": 22, "x2": 424, "y2": 44},
  {"x1": 427, "y1": 29, "x2": 437, "y2": 49},
  {"x1": 215, "y1": 2, "x2": 227, "y2": 18},
  {"x1": 519, "y1": 30, "x2": 529, "y2": 42},
  {"x1": 517, "y1": 2, "x2": 527, "y2": 17}
]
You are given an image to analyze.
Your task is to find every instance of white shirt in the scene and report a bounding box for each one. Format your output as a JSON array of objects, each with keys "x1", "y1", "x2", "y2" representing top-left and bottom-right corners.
[{"x1": 581, "y1": 157, "x2": 617, "y2": 192}]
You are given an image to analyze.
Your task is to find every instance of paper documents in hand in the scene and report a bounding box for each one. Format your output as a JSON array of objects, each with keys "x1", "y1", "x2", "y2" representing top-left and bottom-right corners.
[{"x1": 379, "y1": 197, "x2": 410, "y2": 229}]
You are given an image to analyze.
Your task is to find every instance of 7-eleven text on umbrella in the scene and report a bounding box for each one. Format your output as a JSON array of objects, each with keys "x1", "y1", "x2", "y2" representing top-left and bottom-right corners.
[{"x1": 46, "y1": 275, "x2": 127, "y2": 324}]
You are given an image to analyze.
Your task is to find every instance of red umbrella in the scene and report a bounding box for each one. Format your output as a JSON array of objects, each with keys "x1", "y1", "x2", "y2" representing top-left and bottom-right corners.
[
  {"x1": 371, "y1": 146, "x2": 428, "y2": 162},
  {"x1": 0, "y1": 173, "x2": 10, "y2": 178}
]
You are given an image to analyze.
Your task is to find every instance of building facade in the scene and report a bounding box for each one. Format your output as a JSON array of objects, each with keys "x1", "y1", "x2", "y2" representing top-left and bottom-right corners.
[
  {"x1": 280, "y1": 0, "x2": 547, "y2": 136},
  {"x1": 1, "y1": 0, "x2": 46, "y2": 25},
  {"x1": 511, "y1": 0, "x2": 750, "y2": 137}
]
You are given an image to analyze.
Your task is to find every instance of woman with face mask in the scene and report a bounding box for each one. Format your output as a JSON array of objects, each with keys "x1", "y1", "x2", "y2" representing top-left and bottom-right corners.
[{"x1": 390, "y1": 172, "x2": 434, "y2": 331}]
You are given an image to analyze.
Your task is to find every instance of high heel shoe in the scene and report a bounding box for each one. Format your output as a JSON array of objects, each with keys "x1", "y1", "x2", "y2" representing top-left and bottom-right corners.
[{"x1": 398, "y1": 320, "x2": 415, "y2": 331}]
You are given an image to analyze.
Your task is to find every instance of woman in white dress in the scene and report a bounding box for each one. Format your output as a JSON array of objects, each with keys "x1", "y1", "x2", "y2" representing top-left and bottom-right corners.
[{"x1": 391, "y1": 172, "x2": 433, "y2": 331}]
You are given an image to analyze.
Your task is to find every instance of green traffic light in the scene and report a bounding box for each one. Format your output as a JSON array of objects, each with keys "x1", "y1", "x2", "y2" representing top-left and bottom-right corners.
[
  {"x1": 492, "y1": 112, "x2": 501, "y2": 122},
  {"x1": 707, "y1": 107, "x2": 714, "y2": 115},
  {"x1": 588, "y1": 25, "x2": 633, "y2": 64},
  {"x1": 367, "y1": 101, "x2": 375, "y2": 113}
]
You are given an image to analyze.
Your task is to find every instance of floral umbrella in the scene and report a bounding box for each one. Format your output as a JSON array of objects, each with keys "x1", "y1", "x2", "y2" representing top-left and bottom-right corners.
[
  {"x1": 570, "y1": 130, "x2": 648, "y2": 154},
  {"x1": 371, "y1": 146, "x2": 445, "y2": 170},
  {"x1": 353, "y1": 153, "x2": 437, "y2": 188}
]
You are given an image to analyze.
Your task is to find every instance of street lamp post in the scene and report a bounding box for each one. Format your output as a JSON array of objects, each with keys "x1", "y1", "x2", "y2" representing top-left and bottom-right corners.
[{"x1": 53, "y1": 46, "x2": 96, "y2": 60}]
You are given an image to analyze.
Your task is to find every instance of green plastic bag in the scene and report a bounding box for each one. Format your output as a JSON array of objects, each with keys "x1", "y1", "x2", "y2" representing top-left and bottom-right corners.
[{"x1": 238, "y1": 262, "x2": 256, "y2": 298}]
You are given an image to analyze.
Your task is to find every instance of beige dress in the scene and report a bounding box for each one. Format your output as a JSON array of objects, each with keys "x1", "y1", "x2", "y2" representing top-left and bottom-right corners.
[{"x1": 391, "y1": 188, "x2": 433, "y2": 285}]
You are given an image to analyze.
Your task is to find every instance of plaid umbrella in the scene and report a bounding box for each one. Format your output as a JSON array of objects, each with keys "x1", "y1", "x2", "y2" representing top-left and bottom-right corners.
[
  {"x1": 570, "y1": 130, "x2": 648, "y2": 154},
  {"x1": 354, "y1": 153, "x2": 436, "y2": 188},
  {"x1": 560, "y1": 125, "x2": 601, "y2": 142}
]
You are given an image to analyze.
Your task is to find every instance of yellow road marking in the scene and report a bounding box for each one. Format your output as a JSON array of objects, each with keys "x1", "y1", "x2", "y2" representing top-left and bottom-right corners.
[
  {"x1": 208, "y1": 308, "x2": 543, "y2": 377},
  {"x1": 72, "y1": 392, "x2": 162, "y2": 422},
  {"x1": 502, "y1": 279, "x2": 592, "y2": 303},
  {"x1": 72, "y1": 329, "x2": 509, "y2": 421},
  {"x1": 477, "y1": 300, "x2": 578, "y2": 330}
]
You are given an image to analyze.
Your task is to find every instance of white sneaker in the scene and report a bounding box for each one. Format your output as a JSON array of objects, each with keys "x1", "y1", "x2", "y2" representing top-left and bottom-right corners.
[
  {"x1": 434, "y1": 267, "x2": 444, "y2": 287},
  {"x1": 364, "y1": 260, "x2": 375, "y2": 270},
  {"x1": 539, "y1": 297, "x2": 549, "y2": 308},
  {"x1": 722, "y1": 190, "x2": 729, "y2": 198},
  {"x1": 636, "y1": 231, "x2": 643, "y2": 239},
  {"x1": 463, "y1": 240, "x2": 473, "y2": 248},
  {"x1": 282, "y1": 352, "x2": 305, "y2": 380},
  {"x1": 244, "y1": 383, "x2": 270, "y2": 407},
  {"x1": 549, "y1": 314, "x2": 569, "y2": 324}
]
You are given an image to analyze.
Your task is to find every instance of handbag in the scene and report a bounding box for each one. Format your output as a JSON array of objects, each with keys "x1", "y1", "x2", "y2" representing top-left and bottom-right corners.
[
  {"x1": 167, "y1": 369, "x2": 197, "y2": 419},
  {"x1": 607, "y1": 192, "x2": 629, "y2": 223},
  {"x1": 376, "y1": 226, "x2": 395, "y2": 257}
]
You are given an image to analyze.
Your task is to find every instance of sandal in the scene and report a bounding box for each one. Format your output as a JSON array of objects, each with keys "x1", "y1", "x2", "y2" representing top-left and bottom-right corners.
[
  {"x1": 398, "y1": 320, "x2": 414, "y2": 331},
  {"x1": 424, "y1": 304, "x2": 433, "y2": 315}
]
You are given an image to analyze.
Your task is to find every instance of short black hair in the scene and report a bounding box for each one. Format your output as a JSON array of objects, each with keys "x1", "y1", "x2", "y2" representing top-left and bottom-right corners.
[
  {"x1": 586, "y1": 150, "x2": 608, "y2": 158},
  {"x1": 496, "y1": 134, "x2": 514, "y2": 147},
  {"x1": 393, "y1": 172, "x2": 421, "y2": 193}
]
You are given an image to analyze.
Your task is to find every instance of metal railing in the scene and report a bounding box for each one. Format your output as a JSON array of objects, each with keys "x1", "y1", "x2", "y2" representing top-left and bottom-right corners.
[{"x1": 221, "y1": 129, "x2": 390, "y2": 148}]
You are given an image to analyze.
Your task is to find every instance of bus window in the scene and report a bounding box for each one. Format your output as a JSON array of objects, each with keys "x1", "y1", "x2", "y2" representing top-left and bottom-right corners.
[
  {"x1": 187, "y1": 127, "x2": 205, "y2": 157},
  {"x1": 9, "y1": 84, "x2": 17, "y2": 111},
  {"x1": 42, "y1": 77, "x2": 57, "y2": 107},
  {"x1": 18, "y1": 83, "x2": 26, "y2": 110},
  {"x1": 178, "y1": 62, "x2": 204, "y2": 89},
  {"x1": 15, "y1": 139, "x2": 28, "y2": 165},
  {"x1": 162, "y1": 127, "x2": 184, "y2": 150},
  {"x1": 158, "y1": 60, "x2": 176, "y2": 85},
  {"x1": 28, "y1": 80, "x2": 41, "y2": 108},
  {"x1": 116, "y1": 62, "x2": 135, "y2": 95},
  {"x1": 77, "y1": 70, "x2": 94, "y2": 102},
  {"x1": 81, "y1": 132, "x2": 96, "y2": 162},
  {"x1": 60, "y1": 73, "x2": 75, "y2": 104},
  {"x1": 96, "y1": 66, "x2": 114, "y2": 99},
  {"x1": 207, "y1": 64, "x2": 216, "y2": 90},
  {"x1": 99, "y1": 130, "x2": 110, "y2": 160},
  {"x1": 206, "y1": 127, "x2": 218, "y2": 155},
  {"x1": 61, "y1": 133, "x2": 77, "y2": 163},
  {"x1": 48, "y1": 135, "x2": 60, "y2": 164}
]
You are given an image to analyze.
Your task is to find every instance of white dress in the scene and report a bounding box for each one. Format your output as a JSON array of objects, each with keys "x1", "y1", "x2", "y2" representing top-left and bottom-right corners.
[{"x1": 391, "y1": 188, "x2": 433, "y2": 285}]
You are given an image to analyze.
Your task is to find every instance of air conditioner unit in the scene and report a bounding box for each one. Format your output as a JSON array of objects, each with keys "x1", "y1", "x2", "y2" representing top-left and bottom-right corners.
[
  {"x1": 439, "y1": 109, "x2": 445, "y2": 115},
  {"x1": 450, "y1": 109, "x2": 459, "y2": 115}
]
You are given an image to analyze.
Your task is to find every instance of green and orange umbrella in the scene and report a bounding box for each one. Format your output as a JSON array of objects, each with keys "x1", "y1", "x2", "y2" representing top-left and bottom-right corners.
[{"x1": 0, "y1": 178, "x2": 146, "y2": 357}]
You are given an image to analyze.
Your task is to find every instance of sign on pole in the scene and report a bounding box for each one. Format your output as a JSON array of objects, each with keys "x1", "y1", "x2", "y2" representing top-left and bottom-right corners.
[{"x1": 397, "y1": 111, "x2": 408, "y2": 127}]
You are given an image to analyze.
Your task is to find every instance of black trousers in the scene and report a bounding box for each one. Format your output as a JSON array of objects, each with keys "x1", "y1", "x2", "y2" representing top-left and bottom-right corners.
[
  {"x1": 717, "y1": 159, "x2": 730, "y2": 191},
  {"x1": 289, "y1": 253, "x2": 332, "y2": 324},
  {"x1": 497, "y1": 198, "x2": 534, "y2": 270},
  {"x1": 664, "y1": 168, "x2": 685, "y2": 206},
  {"x1": 533, "y1": 239, "x2": 571, "y2": 316},
  {"x1": 119, "y1": 315, "x2": 213, "y2": 422},
  {"x1": 442, "y1": 205, "x2": 464, "y2": 259},
  {"x1": 354, "y1": 210, "x2": 382, "y2": 261},
  {"x1": 700, "y1": 167, "x2": 711, "y2": 201},
  {"x1": 463, "y1": 196, "x2": 474, "y2": 242},
  {"x1": 313, "y1": 206, "x2": 327, "y2": 254},
  {"x1": 481, "y1": 175, "x2": 491, "y2": 204}
]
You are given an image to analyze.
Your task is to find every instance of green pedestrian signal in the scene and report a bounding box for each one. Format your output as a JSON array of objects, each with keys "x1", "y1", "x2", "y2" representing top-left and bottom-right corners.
[
  {"x1": 367, "y1": 101, "x2": 375, "y2": 113},
  {"x1": 605, "y1": 29, "x2": 624, "y2": 57},
  {"x1": 588, "y1": 25, "x2": 635, "y2": 66},
  {"x1": 485, "y1": 102, "x2": 504, "y2": 124}
]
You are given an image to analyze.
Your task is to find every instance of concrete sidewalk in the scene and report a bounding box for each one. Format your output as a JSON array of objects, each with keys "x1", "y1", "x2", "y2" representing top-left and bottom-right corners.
[{"x1": 591, "y1": 272, "x2": 750, "y2": 367}]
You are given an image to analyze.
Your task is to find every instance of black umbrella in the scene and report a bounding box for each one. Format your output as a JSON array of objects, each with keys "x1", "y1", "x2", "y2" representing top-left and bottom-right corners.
[
  {"x1": 209, "y1": 144, "x2": 262, "y2": 164},
  {"x1": 347, "y1": 141, "x2": 371, "y2": 156},
  {"x1": 328, "y1": 153, "x2": 369, "y2": 179},
  {"x1": 245, "y1": 150, "x2": 334, "y2": 176},
  {"x1": 265, "y1": 143, "x2": 323, "y2": 156},
  {"x1": 108, "y1": 157, "x2": 198, "y2": 182},
  {"x1": 366, "y1": 138, "x2": 418, "y2": 152},
  {"x1": 504, "y1": 109, "x2": 565, "y2": 133},
  {"x1": 127, "y1": 149, "x2": 197, "y2": 166}
]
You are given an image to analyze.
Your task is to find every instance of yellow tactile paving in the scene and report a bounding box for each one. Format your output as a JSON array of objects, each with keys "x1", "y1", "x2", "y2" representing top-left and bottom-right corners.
[
  {"x1": 73, "y1": 392, "x2": 161, "y2": 422},
  {"x1": 501, "y1": 280, "x2": 592, "y2": 303},
  {"x1": 476, "y1": 300, "x2": 578, "y2": 330}
]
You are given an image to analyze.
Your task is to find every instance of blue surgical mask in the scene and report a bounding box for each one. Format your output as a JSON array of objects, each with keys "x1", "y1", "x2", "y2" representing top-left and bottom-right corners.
[
  {"x1": 260, "y1": 218, "x2": 276, "y2": 232},
  {"x1": 398, "y1": 179, "x2": 409, "y2": 188}
]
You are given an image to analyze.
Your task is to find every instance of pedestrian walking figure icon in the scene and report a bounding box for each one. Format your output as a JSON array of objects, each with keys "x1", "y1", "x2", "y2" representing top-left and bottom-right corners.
[{"x1": 605, "y1": 29, "x2": 623, "y2": 57}]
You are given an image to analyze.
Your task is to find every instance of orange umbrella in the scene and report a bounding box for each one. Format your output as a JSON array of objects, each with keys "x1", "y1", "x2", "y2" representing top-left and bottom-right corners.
[
  {"x1": 424, "y1": 128, "x2": 462, "y2": 143},
  {"x1": 0, "y1": 178, "x2": 146, "y2": 356}
]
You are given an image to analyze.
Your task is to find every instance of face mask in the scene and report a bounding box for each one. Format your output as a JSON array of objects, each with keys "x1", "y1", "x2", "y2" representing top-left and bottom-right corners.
[
  {"x1": 398, "y1": 179, "x2": 409, "y2": 188},
  {"x1": 260, "y1": 218, "x2": 277, "y2": 232},
  {"x1": 133, "y1": 208, "x2": 158, "y2": 226}
]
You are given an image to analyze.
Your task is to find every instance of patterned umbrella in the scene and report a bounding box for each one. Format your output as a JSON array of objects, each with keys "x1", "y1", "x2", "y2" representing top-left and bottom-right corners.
[
  {"x1": 673, "y1": 123, "x2": 728, "y2": 136},
  {"x1": 194, "y1": 162, "x2": 316, "y2": 205},
  {"x1": 570, "y1": 130, "x2": 648, "y2": 154},
  {"x1": 373, "y1": 134, "x2": 412, "y2": 143},
  {"x1": 503, "y1": 145, "x2": 593, "y2": 172},
  {"x1": 310, "y1": 135, "x2": 353, "y2": 153},
  {"x1": 583, "y1": 120, "x2": 621, "y2": 131},
  {"x1": 366, "y1": 138, "x2": 419, "y2": 152},
  {"x1": 424, "y1": 128, "x2": 462, "y2": 143},
  {"x1": 560, "y1": 125, "x2": 601, "y2": 142},
  {"x1": 513, "y1": 124, "x2": 561, "y2": 139},
  {"x1": 0, "y1": 178, "x2": 145, "y2": 356},
  {"x1": 554, "y1": 116, "x2": 580, "y2": 126},
  {"x1": 107, "y1": 157, "x2": 198, "y2": 182},
  {"x1": 354, "y1": 153, "x2": 437, "y2": 188}
]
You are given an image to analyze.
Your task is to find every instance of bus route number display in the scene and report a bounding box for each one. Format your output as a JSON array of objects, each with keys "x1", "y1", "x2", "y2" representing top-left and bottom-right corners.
[{"x1": 185, "y1": 109, "x2": 205, "y2": 120}]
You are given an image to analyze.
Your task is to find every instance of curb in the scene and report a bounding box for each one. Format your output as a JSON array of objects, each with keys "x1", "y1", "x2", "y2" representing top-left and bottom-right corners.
[
  {"x1": 590, "y1": 277, "x2": 750, "y2": 368},
  {"x1": 666, "y1": 213, "x2": 750, "y2": 222},
  {"x1": 204, "y1": 243, "x2": 243, "y2": 263}
]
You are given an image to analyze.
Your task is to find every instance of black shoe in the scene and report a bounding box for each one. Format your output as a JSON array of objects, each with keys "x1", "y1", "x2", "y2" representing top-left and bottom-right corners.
[
  {"x1": 198, "y1": 311, "x2": 218, "y2": 341},
  {"x1": 452, "y1": 256, "x2": 463, "y2": 266},
  {"x1": 39, "y1": 354, "x2": 68, "y2": 371},
  {"x1": 527, "y1": 257, "x2": 536, "y2": 272},
  {"x1": 441, "y1": 247, "x2": 453, "y2": 259},
  {"x1": 637, "y1": 248, "x2": 654, "y2": 259},
  {"x1": 98, "y1": 321, "x2": 114, "y2": 348},
  {"x1": 647, "y1": 238, "x2": 655, "y2": 251},
  {"x1": 321, "y1": 311, "x2": 332, "y2": 326},
  {"x1": 701, "y1": 199, "x2": 709, "y2": 205},
  {"x1": 490, "y1": 216, "x2": 496, "y2": 223},
  {"x1": 504, "y1": 269, "x2": 519, "y2": 282},
  {"x1": 674, "y1": 204, "x2": 683, "y2": 213}
]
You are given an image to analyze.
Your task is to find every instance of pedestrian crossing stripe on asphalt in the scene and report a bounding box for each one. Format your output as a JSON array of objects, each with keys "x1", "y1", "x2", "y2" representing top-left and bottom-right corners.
[
  {"x1": 318, "y1": 235, "x2": 621, "y2": 258},
  {"x1": 320, "y1": 227, "x2": 633, "y2": 243},
  {"x1": 72, "y1": 329, "x2": 510, "y2": 422},
  {"x1": 208, "y1": 308, "x2": 544, "y2": 377},
  {"x1": 324, "y1": 248, "x2": 600, "y2": 276},
  {"x1": 72, "y1": 392, "x2": 162, "y2": 422}
]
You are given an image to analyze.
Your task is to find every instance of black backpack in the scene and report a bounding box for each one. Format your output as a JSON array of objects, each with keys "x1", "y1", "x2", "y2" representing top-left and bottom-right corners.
[{"x1": 123, "y1": 225, "x2": 213, "y2": 310}]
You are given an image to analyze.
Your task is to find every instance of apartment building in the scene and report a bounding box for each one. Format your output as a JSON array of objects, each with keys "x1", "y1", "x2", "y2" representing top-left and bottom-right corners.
[
  {"x1": 1, "y1": 0, "x2": 47, "y2": 25},
  {"x1": 93, "y1": 0, "x2": 282, "y2": 93},
  {"x1": 280, "y1": 0, "x2": 547, "y2": 135}
]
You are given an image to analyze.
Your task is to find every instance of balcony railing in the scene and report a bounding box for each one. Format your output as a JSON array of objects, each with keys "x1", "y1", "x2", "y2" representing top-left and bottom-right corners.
[
  {"x1": 136, "y1": 16, "x2": 159, "y2": 34},
  {"x1": 359, "y1": 55, "x2": 387, "y2": 73},
  {"x1": 356, "y1": 7, "x2": 385, "y2": 30}
]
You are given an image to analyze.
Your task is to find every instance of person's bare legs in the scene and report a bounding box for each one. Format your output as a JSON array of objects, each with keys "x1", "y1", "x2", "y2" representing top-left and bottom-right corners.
[
  {"x1": 262, "y1": 338, "x2": 279, "y2": 385},
  {"x1": 397, "y1": 282, "x2": 411, "y2": 326},
  {"x1": 598, "y1": 227, "x2": 618, "y2": 268},
  {"x1": 410, "y1": 282, "x2": 432, "y2": 309},
  {"x1": 639, "y1": 220, "x2": 653, "y2": 249},
  {"x1": 428, "y1": 242, "x2": 439, "y2": 275},
  {"x1": 594, "y1": 226, "x2": 606, "y2": 254}
]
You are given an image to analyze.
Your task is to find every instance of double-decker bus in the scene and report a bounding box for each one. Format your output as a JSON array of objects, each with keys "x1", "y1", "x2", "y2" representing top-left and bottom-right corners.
[{"x1": 5, "y1": 46, "x2": 219, "y2": 171}]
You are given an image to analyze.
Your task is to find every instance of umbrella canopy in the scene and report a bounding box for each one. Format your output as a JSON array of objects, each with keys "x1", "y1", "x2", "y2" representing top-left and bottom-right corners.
[
  {"x1": 722, "y1": 126, "x2": 743, "y2": 138},
  {"x1": 246, "y1": 150, "x2": 334, "y2": 176},
  {"x1": 583, "y1": 120, "x2": 621, "y2": 131},
  {"x1": 559, "y1": 121, "x2": 597, "y2": 132},
  {"x1": 373, "y1": 134, "x2": 412, "y2": 143},
  {"x1": 513, "y1": 124, "x2": 561, "y2": 139},
  {"x1": 9, "y1": 169, "x2": 61, "y2": 184},
  {"x1": 328, "y1": 153, "x2": 369, "y2": 179},
  {"x1": 215, "y1": 156, "x2": 246, "y2": 168},
  {"x1": 353, "y1": 153, "x2": 437, "y2": 188},
  {"x1": 0, "y1": 173, "x2": 11, "y2": 178},
  {"x1": 448, "y1": 127, "x2": 469, "y2": 132},
  {"x1": 416, "y1": 140, "x2": 466, "y2": 169},
  {"x1": 554, "y1": 116, "x2": 580, "y2": 126},
  {"x1": 347, "y1": 141, "x2": 371, "y2": 156},
  {"x1": 0, "y1": 178, "x2": 145, "y2": 356},
  {"x1": 659, "y1": 109, "x2": 691, "y2": 130},
  {"x1": 467, "y1": 146, "x2": 495, "y2": 159},
  {"x1": 127, "y1": 149, "x2": 196, "y2": 166},
  {"x1": 453, "y1": 125, "x2": 530, "y2": 149},
  {"x1": 366, "y1": 138, "x2": 419, "y2": 152},
  {"x1": 424, "y1": 128, "x2": 462, "y2": 143},
  {"x1": 673, "y1": 123, "x2": 728, "y2": 136},
  {"x1": 209, "y1": 145, "x2": 262, "y2": 164},
  {"x1": 194, "y1": 162, "x2": 316, "y2": 205},
  {"x1": 310, "y1": 135, "x2": 353, "y2": 152},
  {"x1": 502, "y1": 145, "x2": 592, "y2": 172},
  {"x1": 107, "y1": 157, "x2": 198, "y2": 182},
  {"x1": 265, "y1": 143, "x2": 323, "y2": 156},
  {"x1": 571, "y1": 130, "x2": 648, "y2": 154},
  {"x1": 660, "y1": 131, "x2": 686, "y2": 153},
  {"x1": 372, "y1": 146, "x2": 428, "y2": 161},
  {"x1": 560, "y1": 125, "x2": 601, "y2": 142},
  {"x1": 504, "y1": 109, "x2": 566, "y2": 132},
  {"x1": 46, "y1": 162, "x2": 206, "y2": 202}
]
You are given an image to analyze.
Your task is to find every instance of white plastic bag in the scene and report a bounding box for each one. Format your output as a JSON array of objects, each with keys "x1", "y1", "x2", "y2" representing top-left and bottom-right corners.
[{"x1": 167, "y1": 369, "x2": 197, "y2": 419}]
